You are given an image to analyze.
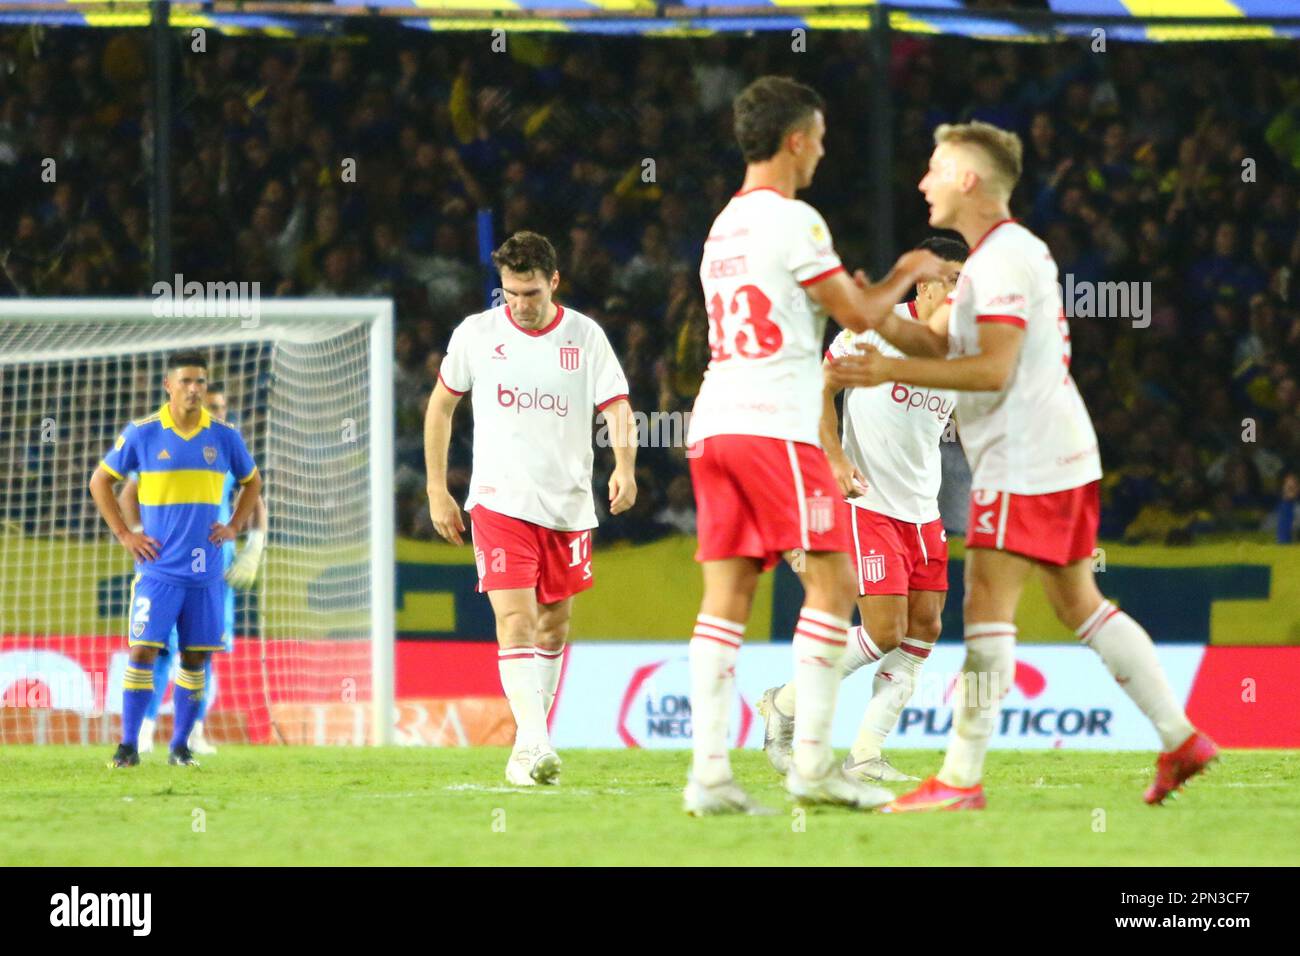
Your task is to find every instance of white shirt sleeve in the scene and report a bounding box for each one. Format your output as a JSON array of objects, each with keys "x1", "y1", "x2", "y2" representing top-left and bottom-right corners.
[
  {"x1": 439, "y1": 322, "x2": 474, "y2": 395},
  {"x1": 591, "y1": 327, "x2": 630, "y2": 412},
  {"x1": 786, "y1": 203, "x2": 844, "y2": 287},
  {"x1": 968, "y1": 255, "x2": 1031, "y2": 330}
]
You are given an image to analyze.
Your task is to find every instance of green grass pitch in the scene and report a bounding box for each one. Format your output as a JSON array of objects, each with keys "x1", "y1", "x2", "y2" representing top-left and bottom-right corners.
[{"x1": 2, "y1": 747, "x2": 1297, "y2": 866}]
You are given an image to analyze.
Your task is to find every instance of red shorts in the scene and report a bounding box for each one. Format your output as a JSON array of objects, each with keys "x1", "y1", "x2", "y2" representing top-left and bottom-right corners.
[
  {"x1": 966, "y1": 481, "x2": 1100, "y2": 567},
  {"x1": 468, "y1": 506, "x2": 593, "y2": 605},
  {"x1": 847, "y1": 503, "x2": 949, "y2": 596},
  {"x1": 689, "y1": 434, "x2": 850, "y2": 571}
]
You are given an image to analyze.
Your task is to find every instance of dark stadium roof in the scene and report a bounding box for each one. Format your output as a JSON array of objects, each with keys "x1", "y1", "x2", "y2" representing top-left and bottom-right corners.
[{"x1": 0, "y1": 0, "x2": 1297, "y2": 38}]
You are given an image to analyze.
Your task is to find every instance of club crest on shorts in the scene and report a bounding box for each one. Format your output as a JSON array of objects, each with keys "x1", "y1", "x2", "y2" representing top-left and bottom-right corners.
[
  {"x1": 861, "y1": 552, "x2": 886, "y2": 584},
  {"x1": 806, "y1": 495, "x2": 834, "y2": 535},
  {"x1": 203, "y1": 445, "x2": 218, "y2": 465},
  {"x1": 559, "y1": 346, "x2": 581, "y2": 371},
  {"x1": 131, "y1": 618, "x2": 146, "y2": 639}
]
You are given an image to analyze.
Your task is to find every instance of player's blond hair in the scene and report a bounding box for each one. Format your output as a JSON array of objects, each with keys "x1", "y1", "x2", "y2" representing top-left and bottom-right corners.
[{"x1": 933, "y1": 121, "x2": 1023, "y2": 197}]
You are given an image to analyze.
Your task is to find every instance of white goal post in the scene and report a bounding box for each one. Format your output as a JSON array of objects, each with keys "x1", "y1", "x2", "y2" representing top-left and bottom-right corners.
[{"x1": 0, "y1": 299, "x2": 395, "y2": 746}]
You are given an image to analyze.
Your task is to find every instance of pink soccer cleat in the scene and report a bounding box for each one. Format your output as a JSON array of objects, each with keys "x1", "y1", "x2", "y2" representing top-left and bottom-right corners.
[
  {"x1": 882, "y1": 775, "x2": 986, "y2": 813},
  {"x1": 1144, "y1": 731, "x2": 1220, "y2": 805}
]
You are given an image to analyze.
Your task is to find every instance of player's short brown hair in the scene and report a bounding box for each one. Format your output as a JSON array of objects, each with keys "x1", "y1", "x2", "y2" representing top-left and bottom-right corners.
[
  {"x1": 166, "y1": 351, "x2": 208, "y2": 372},
  {"x1": 933, "y1": 121, "x2": 1024, "y2": 196},
  {"x1": 492, "y1": 231, "x2": 558, "y2": 279},
  {"x1": 733, "y1": 76, "x2": 826, "y2": 164}
]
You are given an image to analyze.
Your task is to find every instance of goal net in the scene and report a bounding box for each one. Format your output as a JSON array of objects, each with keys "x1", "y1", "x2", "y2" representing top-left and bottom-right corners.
[{"x1": 0, "y1": 299, "x2": 394, "y2": 746}]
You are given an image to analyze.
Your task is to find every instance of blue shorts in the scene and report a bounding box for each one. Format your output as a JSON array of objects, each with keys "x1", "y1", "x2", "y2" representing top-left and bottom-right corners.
[
  {"x1": 160, "y1": 585, "x2": 234, "y2": 656},
  {"x1": 127, "y1": 575, "x2": 228, "y2": 653}
]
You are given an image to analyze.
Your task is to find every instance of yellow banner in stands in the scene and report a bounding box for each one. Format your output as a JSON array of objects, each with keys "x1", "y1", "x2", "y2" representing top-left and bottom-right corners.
[
  {"x1": 396, "y1": 534, "x2": 1300, "y2": 645},
  {"x1": 5, "y1": 531, "x2": 1295, "y2": 645}
]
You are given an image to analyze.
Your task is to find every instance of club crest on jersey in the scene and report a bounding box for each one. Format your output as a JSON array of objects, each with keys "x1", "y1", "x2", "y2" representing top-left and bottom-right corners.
[
  {"x1": 203, "y1": 446, "x2": 218, "y2": 465},
  {"x1": 806, "y1": 495, "x2": 835, "y2": 535},
  {"x1": 862, "y1": 552, "x2": 886, "y2": 584},
  {"x1": 559, "y1": 346, "x2": 581, "y2": 371}
]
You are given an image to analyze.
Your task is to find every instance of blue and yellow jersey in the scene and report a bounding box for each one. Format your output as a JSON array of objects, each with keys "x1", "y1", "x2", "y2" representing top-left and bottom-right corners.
[{"x1": 100, "y1": 404, "x2": 258, "y2": 588}]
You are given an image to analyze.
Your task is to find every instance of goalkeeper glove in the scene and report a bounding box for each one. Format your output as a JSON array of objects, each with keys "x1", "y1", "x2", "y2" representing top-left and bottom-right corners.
[{"x1": 224, "y1": 529, "x2": 265, "y2": 590}]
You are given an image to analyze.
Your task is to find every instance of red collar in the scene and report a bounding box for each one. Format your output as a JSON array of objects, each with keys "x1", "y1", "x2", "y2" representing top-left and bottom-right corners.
[
  {"x1": 968, "y1": 218, "x2": 1018, "y2": 257},
  {"x1": 505, "y1": 303, "x2": 564, "y2": 337},
  {"x1": 907, "y1": 300, "x2": 919, "y2": 319},
  {"x1": 733, "y1": 185, "x2": 790, "y2": 199}
]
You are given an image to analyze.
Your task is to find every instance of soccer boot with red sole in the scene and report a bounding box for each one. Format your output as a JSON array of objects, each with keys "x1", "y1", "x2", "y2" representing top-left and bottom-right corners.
[
  {"x1": 882, "y1": 775, "x2": 986, "y2": 813},
  {"x1": 1144, "y1": 731, "x2": 1219, "y2": 805}
]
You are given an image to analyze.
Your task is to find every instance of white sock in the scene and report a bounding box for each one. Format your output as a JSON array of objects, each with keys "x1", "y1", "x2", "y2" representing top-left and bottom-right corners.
[
  {"x1": 535, "y1": 645, "x2": 566, "y2": 716},
  {"x1": 768, "y1": 624, "x2": 877, "y2": 717},
  {"x1": 838, "y1": 624, "x2": 884, "y2": 679},
  {"x1": 792, "y1": 608, "x2": 851, "y2": 779},
  {"x1": 1078, "y1": 601, "x2": 1195, "y2": 751},
  {"x1": 851, "y1": 635, "x2": 934, "y2": 761},
  {"x1": 939, "y1": 623, "x2": 1016, "y2": 788},
  {"x1": 498, "y1": 646, "x2": 548, "y2": 749},
  {"x1": 689, "y1": 614, "x2": 744, "y2": 786}
]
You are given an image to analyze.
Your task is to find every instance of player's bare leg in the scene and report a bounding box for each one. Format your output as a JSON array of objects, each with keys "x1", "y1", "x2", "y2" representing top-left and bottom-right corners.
[
  {"x1": 844, "y1": 590, "x2": 942, "y2": 782},
  {"x1": 489, "y1": 587, "x2": 560, "y2": 786},
  {"x1": 888, "y1": 548, "x2": 1032, "y2": 812},
  {"x1": 111, "y1": 643, "x2": 162, "y2": 768},
  {"x1": 1039, "y1": 559, "x2": 1216, "y2": 804},
  {"x1": 685, "y1": 558, "x2": 770, "y2": 816},
  {"x1": 535, "y1": 597, "x2": 572, "y2": 718},
  {"x1": 783, "y1": 550, "x2": 892, "y2": 808}
]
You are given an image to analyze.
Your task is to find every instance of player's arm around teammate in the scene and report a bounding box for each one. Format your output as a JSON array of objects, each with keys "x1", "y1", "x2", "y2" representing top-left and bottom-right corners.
[{"x1": 827, "y1": 316, "x2": 1020, "y2": 393}]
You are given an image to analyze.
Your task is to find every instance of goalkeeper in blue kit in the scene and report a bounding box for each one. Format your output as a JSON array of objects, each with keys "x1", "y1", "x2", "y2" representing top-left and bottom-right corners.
[
  {"x1": 88, "y1": 352, "x2": 263, "y2": 767},
  {"x1": 117, "y1": 386, "x2": 268, "y2": 755}
]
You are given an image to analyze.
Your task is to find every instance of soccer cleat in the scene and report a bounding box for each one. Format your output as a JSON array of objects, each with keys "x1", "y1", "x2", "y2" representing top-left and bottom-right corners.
[
  {"x1": 168, "y1": 745, "x2": 200, "y2": 767},
  {"x1": 756, "y1": 686, "x2": 794, "y2": 775},
  {"x1": 530, "y1": 749, "x2": 562, "y2": 786},
  {"x1": 188, "y1": 720, "x2": 217, "y2": 756},
  {"x1": 1144, "y1": 731, "x2": 1219, "y2": 805},
  {"x1": 786, "y1": 764, "x2": 893, "y2": 809},
  {"x1": 504, "y1": 745, "x2": 561, "y2": 787},
  {"x1": 842, "y1": 753, "x2": 919, "y2": 783},
  {"x1": 882, "y1": 776, "x2": 986, "y2": 813},
  {"x1": 137, "y1": 717, "x2": 156, "y2": 754},
  {"x1": 108, "y1": 743, "x2": 140, "y2": 769},
  {"x1": 683, "y1": 776, "x2": 774, "y2": 817}
]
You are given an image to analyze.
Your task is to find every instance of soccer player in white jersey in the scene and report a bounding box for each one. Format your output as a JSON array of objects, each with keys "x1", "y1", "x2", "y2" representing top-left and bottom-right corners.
[
  {"x1": 425, "y1": 231, "x2": 637, "y2": 787},
  {"x1": 758, "y1": 236, "x2": 968, "y2": 784},
  {"x1": 828, "y1": 121, "x2": 1217, "y2": 811},
  {"x1": 683, "y1": 76, "x2": 945, "y2": 816}
]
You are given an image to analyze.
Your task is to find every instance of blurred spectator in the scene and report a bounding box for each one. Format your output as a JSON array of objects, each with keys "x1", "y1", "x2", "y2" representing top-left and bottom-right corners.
[{"x1": 2, "y1": 31, "x2": 1296, "y2": 544}]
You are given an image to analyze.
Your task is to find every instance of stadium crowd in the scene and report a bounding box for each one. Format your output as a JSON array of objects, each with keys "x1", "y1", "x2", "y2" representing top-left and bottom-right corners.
[{"x1": 3, "y1": 30, "x2": 1300, "y2": 544}]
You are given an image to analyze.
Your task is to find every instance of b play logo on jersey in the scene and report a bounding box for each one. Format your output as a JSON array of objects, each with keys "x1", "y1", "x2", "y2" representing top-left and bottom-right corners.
[
  {"x1": 890, "y1": 383, "x2": 954, "y2": 422},
  {"x1": 497, "y1": 384, "x2": 570, "y2": 417}
]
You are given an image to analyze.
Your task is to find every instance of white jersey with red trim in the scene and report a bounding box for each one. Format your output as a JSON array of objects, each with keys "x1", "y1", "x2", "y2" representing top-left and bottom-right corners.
[
  {"x1": 946, "y1": 220, "x2": 1101, "y2": 495},
  {"x1": 440, "y1": 303, "x2": 629, "y2": 531},
  {"x1": 687, "y1": 187, "x2": 844, "y2": 447},
  {"x1": 827, "y1": 303, "x2": 952, "y2": 523}
]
